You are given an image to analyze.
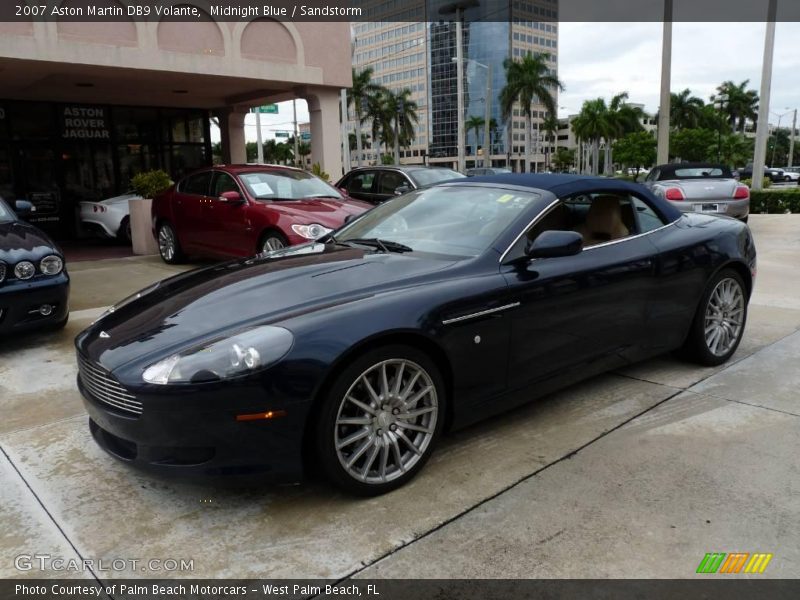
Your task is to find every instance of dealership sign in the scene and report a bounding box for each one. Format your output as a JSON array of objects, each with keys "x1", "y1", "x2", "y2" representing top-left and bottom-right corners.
[{"x1": 61, "y1": 106, "x2": 110, "y2": 140}]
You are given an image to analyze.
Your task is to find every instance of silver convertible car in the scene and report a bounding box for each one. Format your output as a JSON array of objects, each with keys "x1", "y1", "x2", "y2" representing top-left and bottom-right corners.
[{"x1": 643, "y1": 163, "x2": 750, "y2": 222}]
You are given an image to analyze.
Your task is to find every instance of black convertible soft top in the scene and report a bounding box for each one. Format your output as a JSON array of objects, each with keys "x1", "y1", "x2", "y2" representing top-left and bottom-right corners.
[{"x1": 652, "y1": 163, "x2": 733, "y2": 180}]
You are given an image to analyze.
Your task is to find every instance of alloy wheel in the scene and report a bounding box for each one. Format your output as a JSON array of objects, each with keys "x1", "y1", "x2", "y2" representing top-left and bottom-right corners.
[
  {"x1": 704, "y1": 277, "x2": 744, "y2": 356},
  {"x1": 334, "y1": 358, "x2": 438, "y2": 484},
  {"x1": 158, "y1": 226, "x2": 175, "y2": 261},
  {"x1": 262, "y1": 236, "x2": 285, "y2": 252}
]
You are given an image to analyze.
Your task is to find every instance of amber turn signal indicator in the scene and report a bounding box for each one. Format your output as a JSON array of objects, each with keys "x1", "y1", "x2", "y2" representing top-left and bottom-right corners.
[{"x1": 235, "y1": 410, "x2": 287, "y2": 422}]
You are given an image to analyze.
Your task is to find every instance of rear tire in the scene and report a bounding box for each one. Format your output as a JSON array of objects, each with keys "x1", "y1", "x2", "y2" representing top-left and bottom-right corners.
[
  {"x1": 117, "y1": 216, "x2": 132, "y2": 244},
  {"x1": 157, "y1": 222, "x2": 185, "y2": 264},
  {"x1": 315, "y1": 345, "x2": 445, "y2": 496},
  {"x1": 681, "y1": 268, "x2": 748, "y2": 366}
]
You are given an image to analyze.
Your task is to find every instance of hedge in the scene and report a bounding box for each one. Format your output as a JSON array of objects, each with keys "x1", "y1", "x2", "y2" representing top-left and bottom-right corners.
[{"x1": 750, "y1": 189, "x2": 800, "y2": 214}]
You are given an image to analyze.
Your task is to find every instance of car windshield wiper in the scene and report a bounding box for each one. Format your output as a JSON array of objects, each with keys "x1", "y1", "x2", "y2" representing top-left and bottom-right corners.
[
  {"x1": 306, "y1": 194, "x2": 342, "y2": 199},
  {"x1": 340, "y1": 238, "x2": 413, "y2": 253}
]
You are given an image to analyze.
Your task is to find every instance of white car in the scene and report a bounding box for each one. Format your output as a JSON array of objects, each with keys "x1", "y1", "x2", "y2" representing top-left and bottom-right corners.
[
  {"x1": 782, "y1": 167, "x2": 800, "y2": 183},
  {"x1": 79, "y1": 191, "x2": 142, "y2": 243}
]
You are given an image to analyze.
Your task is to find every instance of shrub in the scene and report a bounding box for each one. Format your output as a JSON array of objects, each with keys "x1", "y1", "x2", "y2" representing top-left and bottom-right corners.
[
  {"x1": 741, "y1": 177, "x2": 771, "y2": 189},
  {"x1": 311, "y1": 162, "x2": 330, "y2": 182},
  {"x1": 750, "y1": 189, "x2": 800, "y2": 214},
  {"x1": 131, "y1": 170, "x2": 173, "y2": 199}
]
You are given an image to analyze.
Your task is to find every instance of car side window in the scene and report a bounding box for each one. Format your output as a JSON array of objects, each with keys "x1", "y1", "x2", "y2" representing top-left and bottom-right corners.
[
  {"x1": 630, "y1": 195, "x2": 667, "y2": 233},
  {"x1": 645, "y1": 169, "x2": 659, "y2": 182},
  {"x1": 347, "y1": 171, "x2": 376, "y2": 194},
  {"x1": 211, "y1": 172, "x2": 241, "y2": 197},
  {"x1": 181, "y1": 171, "x2": 212, "y2": 196},
  {"x1": 378, "y1": 171, "x2": 408, "y2": 194}
]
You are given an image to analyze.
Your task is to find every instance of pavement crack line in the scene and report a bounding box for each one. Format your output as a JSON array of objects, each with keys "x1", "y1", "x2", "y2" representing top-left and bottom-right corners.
[{"x1": 0, "y1": 442, "x2": 107, "y2": 592}]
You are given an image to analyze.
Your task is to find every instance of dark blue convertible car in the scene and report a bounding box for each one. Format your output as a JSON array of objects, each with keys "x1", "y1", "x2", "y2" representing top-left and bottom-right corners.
[{"x1": 75, "y1": 174, "x2": 756, "y2": 495}]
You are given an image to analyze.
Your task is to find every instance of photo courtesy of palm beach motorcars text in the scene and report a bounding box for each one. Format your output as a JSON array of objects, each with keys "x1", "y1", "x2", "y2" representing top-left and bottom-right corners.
[{"x1": 13, "y1": 583, "x2": 378, "y2": 598}]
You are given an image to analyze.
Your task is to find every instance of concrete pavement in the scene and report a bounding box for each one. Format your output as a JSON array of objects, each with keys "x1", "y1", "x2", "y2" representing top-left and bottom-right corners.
[{"x1": 1, "y1": 215, "x2": 799, "y2": 580}]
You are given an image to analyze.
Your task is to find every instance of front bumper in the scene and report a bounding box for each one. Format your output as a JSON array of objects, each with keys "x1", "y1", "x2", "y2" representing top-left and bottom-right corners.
[
  {"x1": 0, "y1": 274, "x2": 69, "y2": 334},
  {"x1": 670, "y1": 198, "x2": 749, "y2": 220},
  {"x1": 78, "y1": 369, "x2": 308, "y2": 482}
]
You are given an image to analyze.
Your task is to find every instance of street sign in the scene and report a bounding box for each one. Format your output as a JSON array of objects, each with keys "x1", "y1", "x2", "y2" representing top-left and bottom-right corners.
[
  {"x1": 275, "y1": 131, "x2": 290, "y2": 138},
  {"x1": 300, "y1": 132, "x2": 311, "y2": 141},
  {"x1": 252, "y1": 104, "x2": 279, "y2": 114}
]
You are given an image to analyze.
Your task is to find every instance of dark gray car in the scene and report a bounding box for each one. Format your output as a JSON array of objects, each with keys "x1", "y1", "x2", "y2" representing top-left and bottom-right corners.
[{"x1": 336, "y1": 166, "x2": 465, "y2": 204}]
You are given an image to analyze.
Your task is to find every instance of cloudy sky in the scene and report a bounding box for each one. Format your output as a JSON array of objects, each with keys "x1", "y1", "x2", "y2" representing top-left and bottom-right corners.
[
  {"x1": 557, "y1": 21, "x2": 800, "y2": 121},
  {"x1": 233, "y1": 21, "x2": 800, "y2": 143}
]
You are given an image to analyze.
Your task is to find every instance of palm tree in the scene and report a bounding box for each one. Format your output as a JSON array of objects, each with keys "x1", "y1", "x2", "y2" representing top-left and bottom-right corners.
[
  {"x1": 604, "y1": 92, "x2": 644, "y2": 173},
  {"x1": 712, "y1": 80, "x2": 759, "y2": 133},
  {"x1": 541, "y1": 113, "x2": 560, "y2": 170},
  {"x1": 347, "y1": 67, "x2": 383, "y2": 167},
  {"x1": 499, "y1": 52, "x2": 564, "y2": 173},
  {"x1": 466, "y1": 115, "x2": 485, "y2": 165},
  {"x1": 670, "y1": 88, "x2": 704, "y2": 130},
  {"x1": 383, "y1": 88, "x2": 418, "y2": 165},
  {"x1": 571, "y1": 98, "x2": 609, "y2": 175},
  {"x1": 348, "y1": 132, "x2": 370, "y2": 152},
  {"x1": 365, "y1": 89, "x2": 391, "y2": 163}
]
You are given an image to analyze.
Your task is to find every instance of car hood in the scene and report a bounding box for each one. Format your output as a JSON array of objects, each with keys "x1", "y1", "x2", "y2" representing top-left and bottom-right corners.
[
  {"x1": 258, "y1": 197, "x2": 371, "y2": 227},
  {"x1": 659, "y1": 178, "x2": 739, "y2": 200},
  {"x1": 77, "y1": 244, "x2": 456, "y2": 371},
  {"x1": 0, "y1": 220, "x2": 60, "y2": 263}
]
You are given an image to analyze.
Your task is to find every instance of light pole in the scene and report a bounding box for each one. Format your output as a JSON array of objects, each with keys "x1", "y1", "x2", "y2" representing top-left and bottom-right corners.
[
  {"x1": 656, "y1": 0, "x2": 673, "y2": 165},
  {"x1": 440, "y1": 1, "x2": 479, "y2": 174},
  {"x1": 789, "y1": 108, "x2": 798, "y2": 168},
  {"x1": 769, "y1": 109, "x2": 792, "y2": 167},
  {"x1": 714, "y1": 93, "x2": 729, "y2": 163},
  {"x1": 452, "y1": 57, "x2": 492, "y2": 168},
  {"x1": 752, "y1": 0, "x2": 778, "y2": 191}
]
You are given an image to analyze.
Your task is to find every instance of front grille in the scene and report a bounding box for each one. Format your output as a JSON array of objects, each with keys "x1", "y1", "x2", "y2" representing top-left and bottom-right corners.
[{"x1": 77, "y1": 354, "x2": 143, "y2": 416}]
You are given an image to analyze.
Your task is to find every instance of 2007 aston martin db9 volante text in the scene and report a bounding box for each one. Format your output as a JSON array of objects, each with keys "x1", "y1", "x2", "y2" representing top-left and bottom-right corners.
[{"x1": 75, "y1": 174, "x2": 756, "y2": 495}]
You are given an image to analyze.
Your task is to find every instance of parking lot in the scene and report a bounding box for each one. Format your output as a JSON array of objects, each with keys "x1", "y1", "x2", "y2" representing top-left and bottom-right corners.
[{"x1": 2, "y1": 214, "x2": 799, "y2": 580}]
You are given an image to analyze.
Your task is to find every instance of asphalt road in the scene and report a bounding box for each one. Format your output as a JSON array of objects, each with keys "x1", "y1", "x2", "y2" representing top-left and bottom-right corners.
[{"x1": 1, "y1": 215, "x2": 798, "y2": 581}]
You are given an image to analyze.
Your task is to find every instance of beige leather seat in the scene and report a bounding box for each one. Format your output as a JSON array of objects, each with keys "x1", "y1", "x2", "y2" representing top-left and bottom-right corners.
[{"x1": 575, "y1": 195, "x2": 629, "y2": 246}]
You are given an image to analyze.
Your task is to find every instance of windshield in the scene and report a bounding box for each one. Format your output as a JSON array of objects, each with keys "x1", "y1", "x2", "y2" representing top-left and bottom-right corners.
[
  {"x1": 411, "y1": 169, "x2": 466, "y2": 187},
  {"x1": 671, "y1": 167, "x2": 732, "y2": 179},
  {"x1": 0, "y1": 198, "x2": 14, "y2": 223},
  {"x1": 334, "y1": 185, "x2": 540, "y2": 258},
  {"x1": 239, "y1": 170, "x2": 343, "y2": 201}
]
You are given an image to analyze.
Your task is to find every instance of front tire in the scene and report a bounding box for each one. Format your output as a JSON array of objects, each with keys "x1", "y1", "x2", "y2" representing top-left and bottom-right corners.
[
  {"x1": 157, "y1": 222, "x2": 184, "y2": 264},
  {"x1": 681, "y1": 268, "x2": 748, "y2": 366},
  {"x1": 315, "y1": 345, "x2": 445, "y2": 496},
  {"x1": 259, "y1": 231, "x2": 288, "y2": 253}
]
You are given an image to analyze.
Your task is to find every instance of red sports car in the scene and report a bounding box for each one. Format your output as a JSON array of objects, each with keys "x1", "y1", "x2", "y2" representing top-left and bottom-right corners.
[{"x1": 151, "y1": 165, "x2": 371, "y2": 263}]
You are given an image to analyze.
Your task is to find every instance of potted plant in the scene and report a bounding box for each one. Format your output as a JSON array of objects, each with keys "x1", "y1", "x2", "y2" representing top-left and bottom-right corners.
[{"x1": 129, "y1": 170, "x2": 173, "y2": 255}]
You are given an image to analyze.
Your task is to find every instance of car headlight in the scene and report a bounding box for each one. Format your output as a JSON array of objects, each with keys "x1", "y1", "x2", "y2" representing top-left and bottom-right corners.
[
  {"x1": 14, "y1": 261, "x2": 35, "y2": 280},
  {"x1": 40, "y1": 255, "x2": 63, "y2": 275},
  {"x1": 0, "y1": 261, "x2": 6, "y2": 284},
  {"x1": 142, "y1": 325, "x2": 294, "y2": 385},
  {"x1": 291, "y1": 223, "x2": 332, "y2": 240}
]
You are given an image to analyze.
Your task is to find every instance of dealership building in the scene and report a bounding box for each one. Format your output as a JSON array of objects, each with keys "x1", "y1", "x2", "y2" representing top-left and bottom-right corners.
[{"x1": 0, "y1": 10, "x2": 350, "y2": 239}]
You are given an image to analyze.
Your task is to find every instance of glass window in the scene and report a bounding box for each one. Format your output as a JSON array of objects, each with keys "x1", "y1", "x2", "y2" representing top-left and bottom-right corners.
[
  {"x1": 211, "y1": 171, "x2": 241, "y2": 196},
  {"x1": 631, "y1": 195, "x2": 666, "y2": 233},
  {"x1": 411, "y1": 169, "x2": 465, "y2": 186},
  {"x1": 181, "y1": 171, "x2": 212, "y2": 195},
  {"x1": 377, "y1": 171, "x2": 408, "y2": 194},
  {"x1": 0, "y1": 197, "x2": 13, "y2": 222},
  {"x1": 239, "y1": 169, "x2": 341, "y2": 200},
  {"x1": 113, "y1": 107, "x2": 158, "y2": 142},
  {"x1": 673, "y1": 167, "x2": 730, "y2": 178},
  {"x1": 336, "y1": 185, "x2": 541, "y2": 258},
  {"x1": 7, "y1": 102, "x2": 54, "y2": 140}
]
